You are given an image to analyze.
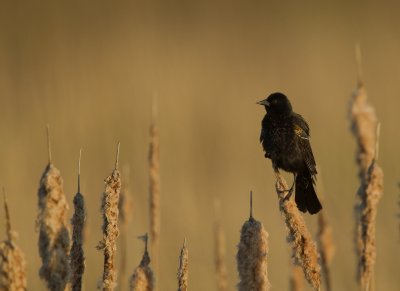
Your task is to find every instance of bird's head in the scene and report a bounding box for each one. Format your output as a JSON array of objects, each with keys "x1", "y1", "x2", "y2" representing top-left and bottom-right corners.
[{"x1": 257, "y1": 92, "x2": 293, "y2": 115}]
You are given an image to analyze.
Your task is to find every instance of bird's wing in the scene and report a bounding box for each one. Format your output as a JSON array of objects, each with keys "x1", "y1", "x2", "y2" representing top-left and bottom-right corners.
[{"x1": 292, "y1": 114, "x2": 317, "y2": 176}]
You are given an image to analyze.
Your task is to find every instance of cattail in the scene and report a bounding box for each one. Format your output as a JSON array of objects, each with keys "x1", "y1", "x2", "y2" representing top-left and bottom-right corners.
[
  {"x1": 315, "y1": 173, "x2": 335, "y2": 291},
  {"x1": 177, "y1": 239, "x2": 189, "y2": 291},
  {"x1": 214, "y1": 199, "x2": 228, "y2": 291},
  {"x1": 37, "y1": 127, "x2": 71, "y2": 291},
  {"x1": 70, "y1": 150, "x2": 86, "y2": 291},
  {"x1": 359, "y1": 131, "x2": 383, "y2": 291},
  {"x1": 348, "y1": 46, "x2": 381, "y2": 290},
  {"x1": 97, "y1": 143, "x2": 122, "y2": 291},
  {"x1": 316, "y1": 212, "x2": 334, "y2": 291},
  {"x1": 349, "y1": 45, "x2": 377, "y2": 181},
  {"x1": 118, "y1": 165, "x2": 133, "y2": 291},
  {"x1": 149, "y1": 100, "x2": 161, "y2": 276},
  {"x1": 236, "y1": 192, "x2": 270, "y2": 291},
  {"x1": 289, "y1": 265, "x2": 304, "y2": 291},
  {"x1": 0, "y1": 191, "x2": 27, "y2": 291},
  {"x1": 130, "y1": 234, "x2": 155, "y2": 291},
  {"x1": 275, "y1": 173, "x2": 321, "y2": 290}
]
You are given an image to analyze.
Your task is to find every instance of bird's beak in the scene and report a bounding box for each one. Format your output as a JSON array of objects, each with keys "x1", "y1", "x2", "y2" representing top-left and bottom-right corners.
[{"x1": 256, "y1": 99, "x2": 269, "y2": 107}]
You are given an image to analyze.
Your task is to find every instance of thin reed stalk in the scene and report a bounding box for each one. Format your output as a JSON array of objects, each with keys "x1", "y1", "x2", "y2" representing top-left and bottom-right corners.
[
  {"x1": 275, "y1": 173, "x2": 321, "y2": 290},
  {"x1": 118, "y1": 165, "x2": 133, "y2": 291},
  {"x1": 97, "y1": 143, "x2": 122, "y2": 291},
  {"x1": 214, "y1": 199, "x2": 228, "y2": 291},
  {"x1": 37, "y1": 128, "x2": 70, "y2": 291},
  {"x1": 130, "y1": 234, "x2": 155, "y2": 291},
  {"x1": 177, "y1": 239, "x2": 188, "y2": 291},
  {"x1": 236, "y1": 192, "x2": 270, "y2": 291},
  {"x1": 0, "y1": 191, "x2": 27, "y2": 291},
  {"x1": 70, "y1": 150, "x2": 86, "y2": 291}
]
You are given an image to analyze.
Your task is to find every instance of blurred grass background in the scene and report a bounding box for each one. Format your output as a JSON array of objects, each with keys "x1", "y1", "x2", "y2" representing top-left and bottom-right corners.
[{"x1": 0, "y1": 0, "x2": 399, "y2": 290}]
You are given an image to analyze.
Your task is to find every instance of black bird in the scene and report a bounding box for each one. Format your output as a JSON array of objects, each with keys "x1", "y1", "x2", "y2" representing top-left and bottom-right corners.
[{"x1": 258, "y1": 92, "x2": 322, "y2": 214}]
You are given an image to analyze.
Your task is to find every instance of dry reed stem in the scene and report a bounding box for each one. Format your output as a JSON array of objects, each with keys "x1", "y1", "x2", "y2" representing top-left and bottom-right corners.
[
  {"x1": 130, "y1": 234, "x2": 155, "y2": 291},
  {"x1": 275, "y1": 174, "x2": 321, "y2": 290},
  {"x1": 97, "y1": 143, "x2": 122, "y2": 291},
  {"x1": 37, "y1": 162, "x2": 71, "y2": 291},
  {"x1": 70, "y1": 151, "x2": 86, "y2": 291},
  {"x1": 236, "y1": 192, "x2": 270, "y2": 291},
  {"x1": 359, "y1": 160, "x2": 383, "y2": 291},
  {"x1": 177, "y1": 239, "x2": 188, "y2": 291},
  {"x1": 0, "y1": 192, "x2": 27, "y2": 291},
  {"x1": 289, "y1": 265, "x2": 304, "y2": 291},
  {"x1": 118, "y1": 165, "x2": 133, "y2": 291},
  {"x1": 213, "y1": 199, "x2": 228, "y2": 291},
  {"x1": 149, "y1": 121, "x2": 160, "y2": 276}
]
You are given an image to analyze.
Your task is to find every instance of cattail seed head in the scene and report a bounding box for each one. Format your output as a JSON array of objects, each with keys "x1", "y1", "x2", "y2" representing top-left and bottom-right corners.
[
  {"x1": 37, "y1": 163, "x2": 71, "y2": 291},
  {"x1": 0, "y1": 193, "x2": 27, "y2": 291},
  {"x1": 275, "y1": 174, "x2": 321, "y2": 290},
  {"x1": 236, "y1": 192, "x2": 270, "y2": 291}
]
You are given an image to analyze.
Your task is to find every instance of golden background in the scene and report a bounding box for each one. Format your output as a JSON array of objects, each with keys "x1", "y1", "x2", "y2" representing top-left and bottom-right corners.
[{"x1": 0, "y1": 0, "x2": 399, "y2": 290}]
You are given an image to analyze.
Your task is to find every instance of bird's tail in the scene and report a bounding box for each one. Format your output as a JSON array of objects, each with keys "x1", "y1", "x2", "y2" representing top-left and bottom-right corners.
[{"x1": 295, "y1": 173, "x2": 322, "y2": 214}]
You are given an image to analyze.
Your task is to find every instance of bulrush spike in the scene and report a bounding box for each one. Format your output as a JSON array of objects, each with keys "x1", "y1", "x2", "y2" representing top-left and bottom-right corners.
[
  {"x1": 250, "y1": 191, "x2": 253, "y2": 219},
  {"x1": 355, "y1": 43, "x2": 363, "y2": 88},
  {"x1": 46, "y1": 124, "x2": 52, "y2": 164},
  {"x1": 78, "y1": 148, "x2": 82, "y2": 193},
  {"x1": 115, "y1": 142, "x2": 120, "y2": 170},
  {"x1": 129, "y1": 233, "x2": 154, "y2": 291}
]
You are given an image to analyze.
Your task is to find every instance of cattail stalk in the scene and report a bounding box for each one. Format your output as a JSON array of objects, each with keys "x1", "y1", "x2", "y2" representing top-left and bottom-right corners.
[
  {"x1": 118, "y1": 166, "x2": 133, "y2": 291},
  {"x1": 275, "y1": 173, "x2": 321, "y2": 290},
  {"x1": 70, "y1": 150, "x2": 86, "y2": 291},
  {"x1": 177, "y1": 239, "x2": 188, "y2": 291},
  {"x1": 0, "y1": 191, "x2": 27, "y2": 291},
  {"x1": 149, "y1": 110, "x2": 161, "y2": 277},
  {"x1": 348, "y1": 46, "x2": 382, "y2": 290},
  {"x1": 37, "y1": 127, "x2": 71, "y2": 290},
  {"x1": 289, "y1": 265, "x2": 304, "y2": 291},
  {"x1": 97, "y1": 143, "x2": 122, "y2": 291},
  {"x1": 130, "y1": 234, "x2": 155, "y2": 291},
  {"x1": 214, "y1": 199, "x2": 228, "y2": 291},
  {"x1": 236, "y1": 192, "x2": 270, "y2": 291}
]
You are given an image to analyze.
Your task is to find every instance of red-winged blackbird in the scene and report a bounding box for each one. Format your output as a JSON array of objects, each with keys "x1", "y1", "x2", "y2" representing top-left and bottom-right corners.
[{"x1": 257, "y1": 92, "x2": 322, "y2": 214}]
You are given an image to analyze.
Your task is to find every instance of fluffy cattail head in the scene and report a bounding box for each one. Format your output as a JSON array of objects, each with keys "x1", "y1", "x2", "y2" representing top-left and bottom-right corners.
[
  {"x1": 70, "y1": 150, "x2": 86, "y2": 291},
  {"x1": 177, "y1": 239, "x2": 189, "y2": 291},
  {"x1": 37, "y1": 162, "x2": 71, "y2": 291},
  {"x1": 236, "y1": 192, "x2": 270, "y2": 291},
  {"x1": 0, "y1": 192, "x2": 27, "y2": 291},
  {"x1": 275, "y1": 174, "x2": 321, "y2": 290},
  {"x1": 130, "y1": 234, "x2": 155, "y2": 291},
  {"x1": 97, "y1": 143, "x2": 122, "y2": 291}
]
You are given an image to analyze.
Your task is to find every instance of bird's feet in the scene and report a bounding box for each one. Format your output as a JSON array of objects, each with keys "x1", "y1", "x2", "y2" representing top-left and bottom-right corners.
[{"x1": 282, "y1": 174, "x2": 296, "y2": 201}]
